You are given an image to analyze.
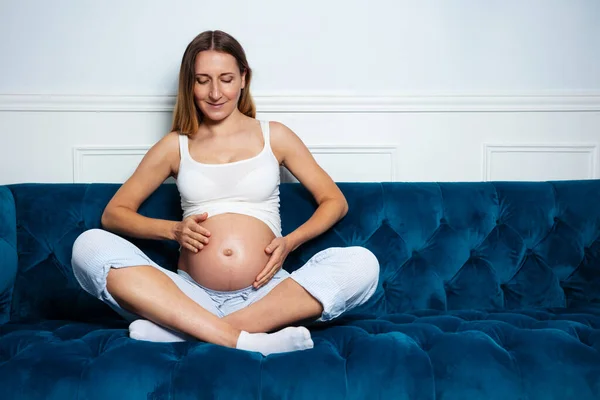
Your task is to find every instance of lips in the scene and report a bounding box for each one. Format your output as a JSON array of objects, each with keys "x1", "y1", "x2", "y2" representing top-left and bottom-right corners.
[{"x1": 207, "y1": 102, "x2": 225, "y2": 108}]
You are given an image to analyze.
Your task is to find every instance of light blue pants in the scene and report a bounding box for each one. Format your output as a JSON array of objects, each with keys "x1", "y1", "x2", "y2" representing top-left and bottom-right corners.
[{"x1": 71, "y1": 229, "x2": 379, "y2": 326}]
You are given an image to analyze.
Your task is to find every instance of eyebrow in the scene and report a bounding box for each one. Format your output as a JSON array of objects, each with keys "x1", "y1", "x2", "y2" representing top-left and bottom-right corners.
[{"x1": 195, "y1": 73, "x2": 235, "y2": 77}]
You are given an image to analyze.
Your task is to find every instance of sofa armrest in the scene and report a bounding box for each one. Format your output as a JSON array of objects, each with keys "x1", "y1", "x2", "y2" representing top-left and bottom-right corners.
[{"x1": 0, "y1": 186, "x2": 17, "y2": 325}]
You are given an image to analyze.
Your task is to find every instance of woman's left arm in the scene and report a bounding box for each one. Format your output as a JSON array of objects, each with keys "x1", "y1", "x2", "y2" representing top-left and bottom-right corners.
[{"x1": 254, "y1": 122, "x2": 348, "y2": 288}]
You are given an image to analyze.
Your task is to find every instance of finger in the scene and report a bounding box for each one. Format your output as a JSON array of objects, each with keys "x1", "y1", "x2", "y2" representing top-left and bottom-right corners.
[
  {"x1": 265, "y1": 242, "x2": 278, "y2": 254},
  {"x1": 255, "y1": 267, "x2": 279, "y2": 288},
  {"x1": 189, "y1": 225, "x2": 211, "y2": 237},
  {"x1": 188, "y1": 239, "x2": 204, "y2": 252},
  {"x1": 254, "y1": 279, "x2": 267, "y2": 289},
  {"x1": 192, "y1": 232, "x2": 209, "y2": 244},
  {"x1": 256, "y1": 259, "x2": 278, "y2": 281},
  {"x1": 255, "y1": 275, "x2": 270, "y2": 288},
  {"x1": 193, "y1": 212, "x2": 208, "y2": 222},
  {"x1": 260, "y1": 249, "x2": 283, "y2": 279},
  {"x1": 255, "y1": 264, "x2": 273, "y2": 282},
  {"x1": 184, "y1": 243, "x2": 198, "y2": 253},
  {"x1": 258, "y1": 263, "x2": 279, "y2": 284}
]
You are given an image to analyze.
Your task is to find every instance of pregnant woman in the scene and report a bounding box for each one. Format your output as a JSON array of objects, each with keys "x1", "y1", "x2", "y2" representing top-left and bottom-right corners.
[{"x1": 71, "y1": 30, "x2": 379, "y2": 356}]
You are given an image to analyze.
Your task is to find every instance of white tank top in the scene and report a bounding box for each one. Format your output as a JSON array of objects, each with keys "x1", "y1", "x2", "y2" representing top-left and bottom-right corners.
[{"x1": 176, "y1": 120, "x2": 282, "y2": 237}]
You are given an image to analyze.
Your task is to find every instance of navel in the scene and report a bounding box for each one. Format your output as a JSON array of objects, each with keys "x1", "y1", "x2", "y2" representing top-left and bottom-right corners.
[{"x1": 223, "y1": 248, "x2": 234, "y2": 256}]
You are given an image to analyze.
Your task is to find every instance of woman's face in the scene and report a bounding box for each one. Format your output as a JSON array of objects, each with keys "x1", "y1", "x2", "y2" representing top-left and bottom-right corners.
[{"x1": 193, "y1": 50, "x2": 246, "y2": 122}]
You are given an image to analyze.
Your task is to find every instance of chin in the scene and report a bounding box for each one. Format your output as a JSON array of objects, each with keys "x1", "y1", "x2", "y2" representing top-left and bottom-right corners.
[{"x1": 199, "y1": 104, "x2": 236, "y2": 122}]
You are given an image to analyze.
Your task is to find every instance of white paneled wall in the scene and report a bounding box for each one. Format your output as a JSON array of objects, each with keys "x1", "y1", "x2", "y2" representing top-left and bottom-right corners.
[
  {"x1": 483, "y1": 144, "x2": 599, "y2": 182},
  {"x1": 1, "y1": 1, "x2": 600, "y2": 184},
  {"x1": 2, "y1": 99, "x2": 599, "y2": 184},
  {"x1": 72, "y1": 142, "x2": 398, "y2": 184}
]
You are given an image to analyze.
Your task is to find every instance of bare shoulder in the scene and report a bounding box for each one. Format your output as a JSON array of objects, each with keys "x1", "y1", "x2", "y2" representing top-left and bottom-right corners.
[
  {"x1": 267, "y1": 120, "x2": 343, "y2": 207},
  {"x1": 147, "y1": 131, "x2": 181, "y2": 173},
  {"x1": 155, "y1": 130, "x2": 181, "y2": 151},
  {"x1": 103, "y1": 131, "x2": 182, "y2": 213},
  {"x1": 268, "y1": 121, "x2": 307, "y2": 165},
  {"x1": 269, "y1": 120, "x2": 295, "y2": 140}
]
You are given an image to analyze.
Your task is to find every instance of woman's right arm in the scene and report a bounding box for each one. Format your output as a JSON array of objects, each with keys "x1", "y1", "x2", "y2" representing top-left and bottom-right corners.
[{"x1": 100, "y1": 132, "x2": 180, "y2": 241}]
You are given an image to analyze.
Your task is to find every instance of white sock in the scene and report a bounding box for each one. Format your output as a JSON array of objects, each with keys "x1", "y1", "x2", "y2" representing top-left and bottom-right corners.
[
  {"x1": 129, "y1": 319, "x2": 194, "y2": 342},
  {"x1": 129, "y1": 320, "x2": 315, "y2": 356},
  {"x1": 236, "y1": 326, "x2": 314, "y2": 356}
]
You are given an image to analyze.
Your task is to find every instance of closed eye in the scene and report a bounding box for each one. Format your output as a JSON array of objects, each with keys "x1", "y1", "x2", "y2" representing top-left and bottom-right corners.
[{"x1": 195, "y1": 78, "x2": 233, "y2": 84}]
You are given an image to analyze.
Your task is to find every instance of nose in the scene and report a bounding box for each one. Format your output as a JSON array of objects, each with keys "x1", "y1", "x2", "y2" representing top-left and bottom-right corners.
[{"x1": 209, "y1": 82, "x2": 221, "y2": 101}]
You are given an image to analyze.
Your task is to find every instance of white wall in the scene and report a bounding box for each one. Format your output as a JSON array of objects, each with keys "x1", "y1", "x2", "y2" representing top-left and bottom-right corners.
[{"x1": 1, "y1": 0, "x2": 599, "y2": 184}]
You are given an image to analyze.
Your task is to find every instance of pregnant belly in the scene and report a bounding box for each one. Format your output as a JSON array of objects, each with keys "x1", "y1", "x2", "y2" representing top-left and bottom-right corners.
[{"x1": 177, "y1": 213, "x2": 275, "y2": 291}]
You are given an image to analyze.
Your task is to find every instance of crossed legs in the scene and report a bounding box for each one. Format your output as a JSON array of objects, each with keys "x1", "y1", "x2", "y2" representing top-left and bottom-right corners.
[
  {"x1": 72, "y1": 229, "x2": 379, "y2": 356},
  {"x1": 106, "y1": 265, "x2": 315, "y2": 356}
]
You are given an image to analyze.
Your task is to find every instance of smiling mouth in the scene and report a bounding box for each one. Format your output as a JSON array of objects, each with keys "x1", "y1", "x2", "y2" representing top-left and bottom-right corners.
[{"x1": 207, "y1": 102, "x2": 225, "y2": 106}]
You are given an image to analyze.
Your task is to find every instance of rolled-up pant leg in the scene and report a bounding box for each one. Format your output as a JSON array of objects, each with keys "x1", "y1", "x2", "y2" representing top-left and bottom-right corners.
[
  {"x1": 289, "y1": 246, "x2": 380, "y2": 321},
  {"x1": 71, "y1": 228, "x2": 219, "y2": 322}
]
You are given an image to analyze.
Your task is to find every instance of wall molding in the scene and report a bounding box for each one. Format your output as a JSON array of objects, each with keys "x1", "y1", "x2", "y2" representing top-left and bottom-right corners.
[
  {"x1": 308, "y1": 145, "x2": 398, "y2": 182},
  {"x1": 73, "y1": 145, "x2": 398, "y2": 183},
  {"x1": 73, "y1": 146, "x2": 149, "y2": 183},
  {"x1": 482, "y1": 143, "x2": 599, "y2": 181},
  {"x1": 3, "y1": 93, "x2": 600, "y2": 113}
]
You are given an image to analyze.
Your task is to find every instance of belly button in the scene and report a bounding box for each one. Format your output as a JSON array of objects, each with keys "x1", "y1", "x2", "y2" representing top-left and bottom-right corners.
[{"x1": 223, "y1": 248, "x2": 234, "y2": 256}]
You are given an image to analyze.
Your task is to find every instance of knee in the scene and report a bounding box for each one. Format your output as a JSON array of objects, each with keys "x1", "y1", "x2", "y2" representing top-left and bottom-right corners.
[
  {"x1": 71, "y1": 229, "x2": 107, "y2": 271},
  {"x1": 347, "y1": 246, "x2": 380, "y2": 286},
  {"x1": 71, "y1": 229, "x2": 114, "y2": 289}
]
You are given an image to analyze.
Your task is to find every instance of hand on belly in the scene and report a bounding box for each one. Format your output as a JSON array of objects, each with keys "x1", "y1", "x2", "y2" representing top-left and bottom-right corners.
[{"x1": 177, "y1": 213, "x2": 275, "y2": 291}]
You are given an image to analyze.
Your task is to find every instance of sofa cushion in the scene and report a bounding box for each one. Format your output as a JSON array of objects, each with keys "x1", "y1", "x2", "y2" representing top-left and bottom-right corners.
[
  {"x1": 1, "y1": 307, "x2": 598, "y2": 399},
  {"x1": 0, "y1": 187, "x2": 17, "y2": 324},
  {"x1": 285, "y1": 181, "x2": 600, "y2": 315},
  {"x1": 0, "y1": 319, "x2": 432, "y2": 400},
  {"x1": 7, "y1": 183, "x2": 182, "y2": 323},
  {"x1": 5, "y1": 181, "x2": 600, "y2": 323}
]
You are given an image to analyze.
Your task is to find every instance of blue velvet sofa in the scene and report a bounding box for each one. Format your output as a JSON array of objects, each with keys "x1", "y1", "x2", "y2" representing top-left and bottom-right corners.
[{"x1": 1, "y1": 181, "x2": 599, "y2": 399}]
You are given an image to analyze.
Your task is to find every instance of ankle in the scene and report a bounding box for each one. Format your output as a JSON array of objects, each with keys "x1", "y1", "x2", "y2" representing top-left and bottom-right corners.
[
  {"x1": 222, "y1": 315, "x2": 267, "y2": 333},
  {"x1": 227, "y1": 326, "x2": 243, "y2": 348},
  {"x1": 222, "y1": 314, "x2": 247, "y2": 331}
]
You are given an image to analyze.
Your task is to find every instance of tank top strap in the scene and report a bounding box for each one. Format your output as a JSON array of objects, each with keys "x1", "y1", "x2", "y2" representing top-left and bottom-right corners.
[
  {"x1": 260, "y1": 120, "x2": 272, "y2": 151},
  {"x1": 178, "y1": 133, "x2": 189, "y2": 162}
]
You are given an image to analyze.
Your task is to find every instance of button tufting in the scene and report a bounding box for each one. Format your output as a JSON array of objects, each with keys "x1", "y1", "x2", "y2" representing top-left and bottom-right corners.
[
  {"x1": 495, "y1": 219, "x2": 501, "y2": 225},
  {"x1": 412, "y1": 250, "x2": 418, "y2": 257},
  {"x1": 526, "y1": 248, "x2": 533, "y2": 255},
  {"x1": 439, "y1": 218, "x2": 447, "y2": 224},
  {"x1": 553, "y1": 217, "x2": 559, "y2": 222}
]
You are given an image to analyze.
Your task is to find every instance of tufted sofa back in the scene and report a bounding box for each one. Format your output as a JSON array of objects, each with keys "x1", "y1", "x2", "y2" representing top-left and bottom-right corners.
[{"x1": 1, "y1": 181, "x2": 599, "y2": 324}]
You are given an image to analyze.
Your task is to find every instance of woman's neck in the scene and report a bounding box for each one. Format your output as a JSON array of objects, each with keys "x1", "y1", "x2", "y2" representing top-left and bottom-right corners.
[{"x1": 200, "y1": 109, "x2": 247, "y2": 137}]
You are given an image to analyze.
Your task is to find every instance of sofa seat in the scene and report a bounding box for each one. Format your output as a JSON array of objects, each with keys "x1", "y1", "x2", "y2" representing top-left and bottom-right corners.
[
  {"x1": 2, "y1": 306, "x2": 599, "y2": 400},
  {"x1": 2, "y1": 181, "x2": 600, "y2": 399}
]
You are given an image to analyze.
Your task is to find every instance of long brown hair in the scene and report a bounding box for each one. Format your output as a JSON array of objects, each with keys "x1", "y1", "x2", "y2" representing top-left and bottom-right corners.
[{"x1": 171, "y1": 30, "x2": 256, "y2": 136}]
